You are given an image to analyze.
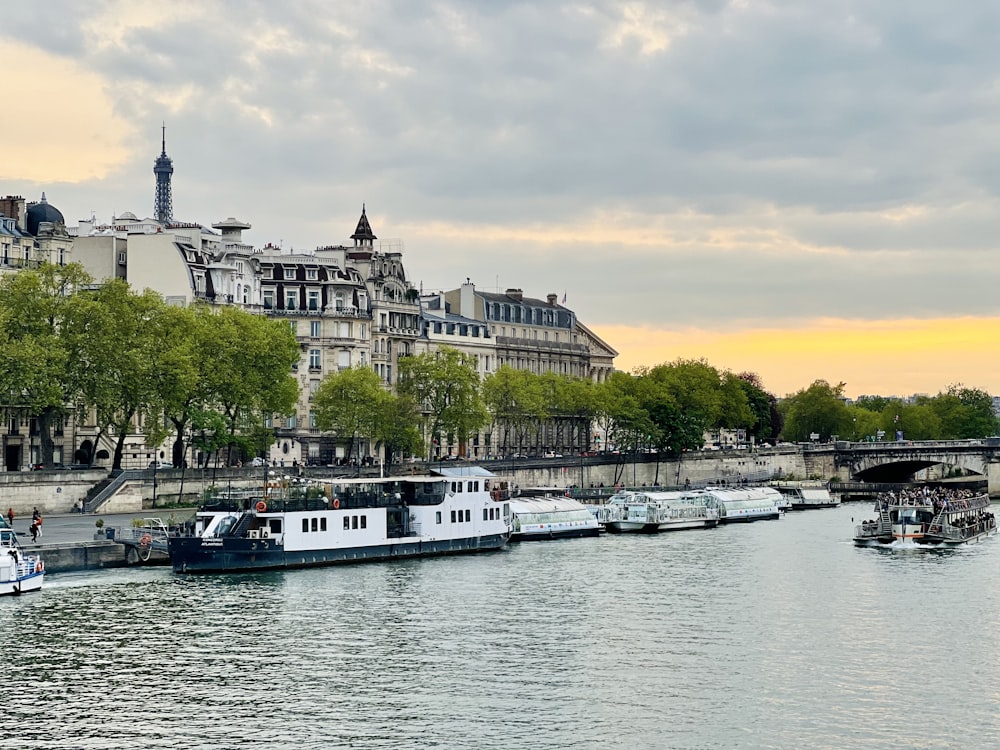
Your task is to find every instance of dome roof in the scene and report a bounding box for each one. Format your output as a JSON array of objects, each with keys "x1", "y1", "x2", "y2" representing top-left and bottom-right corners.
[{"x1": 26, "y1": 192, "x2": 65, "y2": 235}]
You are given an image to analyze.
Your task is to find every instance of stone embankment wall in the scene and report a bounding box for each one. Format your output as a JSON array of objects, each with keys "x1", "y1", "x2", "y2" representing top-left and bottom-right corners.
[{"x1": 0, "y1": 470, "x2": 107, "y2": 516}]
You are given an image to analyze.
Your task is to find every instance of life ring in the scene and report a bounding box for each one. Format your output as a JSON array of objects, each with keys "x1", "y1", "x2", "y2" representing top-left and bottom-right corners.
[
  {"x1": 35, "y1": 561, "x2": 43, "y2": 573},
  {"x1": 139, "y1": 533, "x2": 152, "y2": 547},
  {"x1": 255, "y1": 501, "x2": 267, "y2": 513},
  {"x1": 332, "y1": 498, "x2": 341, "y2": 510}
]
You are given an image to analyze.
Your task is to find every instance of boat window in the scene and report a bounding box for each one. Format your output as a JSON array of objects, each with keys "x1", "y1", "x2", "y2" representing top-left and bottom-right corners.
[
  {"x1": 302, "y1": 519, "x2": 309, "y2": 532},
  {"x1": 311, "y1": 518, "x2": 318, "y2": 532},
  {"x1": 451, "y1": 510, "x2": 457, "y2": 523},
  {"x1": 465, "y1": 509, "x2": 471, "y2": 522},
  {"x1": 467, "y1": 481, "x2": 475, "y2": 492},
  {"x1": 436, "y1": 512, "x2": 442, "y2": 524},
  {"x1": 483, "y1": 509, "x2": 488, "y2": 521},
  {"x1": 269, "y1": 520, "x2": 282, "y2": 534},
  {"x1": 213, "y1": 516, "x2": 238, "y2": 537},
  {"x1": 320, "y1": 518, "x2": 327, "y2": 532},
  {"x1": 344, "y1": 517, "x2": 350, "y2": 530},
  {"x1": 352, "y1": 516, "x2": 359, "y2": 529},
  {"x1": 360, "y1": 516, "x2": 367, "y2": 529}
]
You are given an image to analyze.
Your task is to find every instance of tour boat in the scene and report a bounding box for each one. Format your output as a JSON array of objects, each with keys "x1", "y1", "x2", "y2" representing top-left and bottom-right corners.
[
  {"x1": 696, "y1": 487, "x2": 783, "y2": 523},
  {"x1": 853, "y1": 489, "x2": 996, "y2": 547},
  {"x1": 1, "y1": 525, "x2": 44, "y2": 596},
  {"x1": 774, "y1": 482, "x2": 840, "y2": 510},
  {"x1": 509, "y1": 494, "x2": 600, "y2": 541},
  {"x1": 600, "y1": 490, "x2": 719, "y2": 534},
  {"x1": 168, "y1": 469, "x2": 512, "y2": 574}
]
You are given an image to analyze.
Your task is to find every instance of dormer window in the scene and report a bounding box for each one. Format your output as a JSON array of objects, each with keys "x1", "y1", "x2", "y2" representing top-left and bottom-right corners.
[
  {"x1": 284, "y1": 268, "x2": 295, "y2": 280},
  {"x1": 306, "y1": 268, "x2": 318, "y2": 280}
]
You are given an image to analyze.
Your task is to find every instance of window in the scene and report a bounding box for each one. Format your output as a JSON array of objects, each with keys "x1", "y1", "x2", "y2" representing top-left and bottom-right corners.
[
  {"x1": 284, "y1": 268, "x2": 295, "y2": 280},
  {"x1": 450, "y1": 510, "x2": 457, "y2": 523},
  {"x1": 311, "y1": 518, "x2": 318, "y2": 532},
  {"x1": 436, "y1": 512, "x2": 442, "y2": 524},
  {"x1": 307, "y1": 290, "x2": 320, "y2": 311},
  {"x1": 352, "y1": 516, "x2": 359, "y2": 530},
  {"x1": 338, "y1": 351, "x2": 351, "y2": 370},
  {"x1": 310, "y1": 321, "x2": 321, "y2": 337},
  {"x1": 360, "y1": 516, "x2": 366, "y2": 529},
  {"x1": 289, "y1": 321, "x2": 297, "y2": 335},
  {"x1": 286, "y1": 415, "x2": 297, "y2": 429},
  {"x1": 465, "y1": 509, "x2": 471, "y2": 522},
  {"x1": 309, "y1": 349, "x2": 321, "y2": 369},
  {"x1": 285, "y1": 289, "x2": 297, "y2": 309},
  {"x1": 483, "y1": 509, "x2": 488, "y2": 521},
  {"x1": 320, "y1": 518, "x2": 327, "y2": 532},
  {"x1": 263, "y1": 290, "x2": 274, "y2": 309},
  {"x1": 344, "y1": 517, "x2": 350, "y2": 530},
  {"x1": 306, "y1": 268, "x2": 317, "y2": 280},
  {"x1": 302, "y1": 519, "x2": 309, "y2": 532},
  {"x1": 309, "y1": 410, "x2": 317, "y2": 428},
  {"x1": 335, "y1": 291, "x2": 345, "y2": 310}
]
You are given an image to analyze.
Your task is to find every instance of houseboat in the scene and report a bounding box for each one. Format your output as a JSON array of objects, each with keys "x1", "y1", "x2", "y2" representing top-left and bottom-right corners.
[
  {"x1": 1, "y1": 525, "x2": 44, "y2": 596},
  {"x1": 697, "y1": 487, "x2": 783, "y2": 523},
  {"x1": 853, "y1": 489, "x2": 996, "y2": 546},
  {"x1": 509, "y1": 493, "x2": 600, "y2": 541},
  {"x1": 168, "y1": 468, "x2": 512, "y2": 574},
  {"x1": 600, "y1": 490, "x2": 719, "y2": 533},
  {"x1": 774, "y1": 482, "x2": 840, "y2": 509}
]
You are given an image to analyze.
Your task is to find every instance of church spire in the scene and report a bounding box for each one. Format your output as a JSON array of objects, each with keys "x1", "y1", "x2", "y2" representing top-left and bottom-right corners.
[{"x1": 154, "y1": 122, "x2": 174, "y2": 223}]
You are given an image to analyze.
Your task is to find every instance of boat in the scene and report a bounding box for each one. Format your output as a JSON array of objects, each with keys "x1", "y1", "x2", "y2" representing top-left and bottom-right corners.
[
  {"x1": 773, "y1": 482, "x2": 840, "y2": 510},
  {"x1": 168, "y1": 468, "x2": 512, "y2": 573},
  {"x1": 1, "y1": 524, "x2": 45, "y2": 596},
  {"x1": 853, "y1": 488, "x2": 997, "y2": 546},
  {"x1": 599, "y1": 490, "x2": 719, "y2": 534},
  {"x1": 509, "y1": 493, "x2": 600, "y2": 541},
  {"x1": 696, "y1": 486, "x2": 783, "y2": 523}
]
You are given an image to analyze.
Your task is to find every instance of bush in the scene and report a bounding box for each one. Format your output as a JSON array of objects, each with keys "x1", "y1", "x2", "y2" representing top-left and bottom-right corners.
[{"x1": 95, "y1": 518, "x2": 104, "y2": 529}]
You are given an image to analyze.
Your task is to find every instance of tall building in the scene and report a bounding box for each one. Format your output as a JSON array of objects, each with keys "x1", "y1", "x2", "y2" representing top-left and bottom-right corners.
[{"x1": 153, "y1": 124, "x2": 174, "y2": 224}]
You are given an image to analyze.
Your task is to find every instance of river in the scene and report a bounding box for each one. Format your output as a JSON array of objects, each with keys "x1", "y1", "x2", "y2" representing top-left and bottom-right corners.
[{"x1": 3, "y1": 503, "x2": 1000, "y2": 749}]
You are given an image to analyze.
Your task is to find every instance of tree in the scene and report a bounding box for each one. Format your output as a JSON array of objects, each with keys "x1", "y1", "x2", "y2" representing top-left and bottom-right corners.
[
  {"x1": 70, "y1": 281, "x2": 169, "y2": 470},
  {"x1": 779, "y1": 380, "x2": 852, "y2": 442},
  {"x1": 313, "y1": 366, "x2": 385, "y2": 462},
  {"x1": 736, "y1": 372, "x2": 780, "y2": 442},
  {"x1": 373, "y1": 393, "x2": 423, "y2": 473},
  {"x1": 928, "y1": 385, "x2": 998, "y2": 439},
  {"x1": 482, "y1": 366, "x2": 547, "y2": 455},
  {"x1": 398, "y1": 347, "x2": 488, "y2": 458},
  {"x1": 0, "y1": 263, "x2": 93, "y2": 466}
]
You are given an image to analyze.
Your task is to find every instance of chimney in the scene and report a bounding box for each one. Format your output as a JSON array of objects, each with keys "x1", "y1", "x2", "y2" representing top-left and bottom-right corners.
[
  {"x1": 460, "y1": 278, "x2": 476, "y2": 319},
  {"x1": 547, "y1": 293, "x2": 557, "y2": 305},
  {"x1": 505, "y1": 288, "x2": 523, "y2": 301}
]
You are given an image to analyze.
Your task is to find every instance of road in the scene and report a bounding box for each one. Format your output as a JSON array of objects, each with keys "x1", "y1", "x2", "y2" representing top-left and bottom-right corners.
[{"x1": 7, "y1": 509, "x2": 196, "y2": 547}]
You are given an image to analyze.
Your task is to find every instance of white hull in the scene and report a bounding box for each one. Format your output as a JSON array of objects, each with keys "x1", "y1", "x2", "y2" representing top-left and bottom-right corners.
[
  {"x1": 1, "y1": 525, "x2": 45, "y2": 595},
  {"x1": 608, "y1": 517, "x2": 715, "y2": 533},
  {"x1": 1, "y1": 570, "x2": 44, "y2": 596}
]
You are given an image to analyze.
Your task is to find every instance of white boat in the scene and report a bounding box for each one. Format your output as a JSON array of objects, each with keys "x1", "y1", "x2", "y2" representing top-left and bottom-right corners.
[
  {"x1": 509, "y1": 494, "x2": 601, "y2": 541},
  {"x1": 774, "y1": 482, "x2": 840, "y2": 510},
  {"x1": 168, "y1": 468, "x2": 512, "y2": 574},
  {"x1": 696, "y1": 487, "x2": 783, "y2": 523},
  {"x1": 854, "y1": 489, "x2": 996, "y2": 547},
  {"x1": 600, "y1": 491, "x2": 719, "y2": 534},
  {"x1": 1, "y1": 524, "x2": 45, "y2": 596}
]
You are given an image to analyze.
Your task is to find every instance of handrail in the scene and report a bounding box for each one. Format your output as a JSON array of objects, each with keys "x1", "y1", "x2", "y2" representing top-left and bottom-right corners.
[{"x1": 85, "y1": 470, "x2": 145, "y2": 513}]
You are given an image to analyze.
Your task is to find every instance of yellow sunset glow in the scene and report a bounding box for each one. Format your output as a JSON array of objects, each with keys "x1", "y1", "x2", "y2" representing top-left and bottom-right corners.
[{"x1": 593, "y1": 317, "x2": 1000, "y2": 398}]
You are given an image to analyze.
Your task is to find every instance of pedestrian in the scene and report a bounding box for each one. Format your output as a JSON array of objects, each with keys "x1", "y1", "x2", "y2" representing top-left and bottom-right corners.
[
  {"x1": 32, "y1": 506, "x2": 40, "y2": 523},
  {"x1": 5, "y1": 507, "x2": 12, "y2": 527},
  {"x1": 29, "y1": 521, "x2": 39, "y2": 543}
]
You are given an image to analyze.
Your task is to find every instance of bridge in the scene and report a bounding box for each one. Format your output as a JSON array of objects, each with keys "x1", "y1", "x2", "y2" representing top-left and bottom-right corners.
[{"x1": 810, "y1": 439, "x2": 1000, "y2": 495}]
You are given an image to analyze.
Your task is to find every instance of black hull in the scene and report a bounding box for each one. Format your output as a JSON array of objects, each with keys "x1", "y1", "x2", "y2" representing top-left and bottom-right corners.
[
  {"x1": 510, "y1": 528, "x2": 601, "y2": 542},
  {"x1": 719, "y1": 513, "x2": 781, "y2": 524},
  {"x1": 169, "y1": 533, "x2": 509, "y2": 574}
]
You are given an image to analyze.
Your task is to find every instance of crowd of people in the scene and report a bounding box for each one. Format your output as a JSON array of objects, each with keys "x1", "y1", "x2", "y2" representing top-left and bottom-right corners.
[
  {"x1": 4, "y1": 506, "x2": 43, "y2": 543},
  {"x1": 858, "y1": 487, "x2": 994, "y2": 540}
]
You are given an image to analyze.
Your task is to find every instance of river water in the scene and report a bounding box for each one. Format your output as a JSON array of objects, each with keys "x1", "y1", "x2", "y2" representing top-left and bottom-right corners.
[{"x1": 3, "y1": 503, "x2": 1000, "y2": 750}]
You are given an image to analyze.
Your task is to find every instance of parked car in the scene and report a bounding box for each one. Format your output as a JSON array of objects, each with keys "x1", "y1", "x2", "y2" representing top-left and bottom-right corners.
[
  {"x1": 542, "y1": 452, "x2": 563, "y2": 458},
  {"x1": 250, "y1": 456, "x2": 266, "y2": 467},
  {"x1": 149, "y1": 460, "x2": 173, "y2": 470}
]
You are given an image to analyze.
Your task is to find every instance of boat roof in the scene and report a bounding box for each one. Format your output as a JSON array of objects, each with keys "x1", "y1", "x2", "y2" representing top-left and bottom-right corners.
[
  {"x1": 431, "y1": 466, "x2": 497, "y2": 479},
  {"x1": 510, "y1": 496, "x2": 588, "y2": 513}
]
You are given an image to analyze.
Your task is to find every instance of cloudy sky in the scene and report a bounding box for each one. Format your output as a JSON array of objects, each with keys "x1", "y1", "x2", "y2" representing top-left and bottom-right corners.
[{"x1": 4, "y1": 0, "x2": 1000, "y2": 399}]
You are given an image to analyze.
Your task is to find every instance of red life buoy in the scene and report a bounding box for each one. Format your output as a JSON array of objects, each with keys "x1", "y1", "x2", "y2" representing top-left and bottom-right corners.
[
  {"x1": 333, "y1": 498, "x2": 341, "y2": 510},
  {"x1": 255, "y1": 501, "x2": 267, "y2": 513},
  {"x1": 35, "y1": 561, "x2": 43, "y2": 574},
  {"x1": 139, "y1": 533, "x2": 152, "y2": 547}
]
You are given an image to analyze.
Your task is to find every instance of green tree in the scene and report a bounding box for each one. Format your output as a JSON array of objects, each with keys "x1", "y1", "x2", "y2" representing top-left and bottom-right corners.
[
  {"x1": 482, "y1": 366, "x2": 548, "y2": 455},
  {"x1": 928, "y1": 385, "x2": 998, "y2": 438},
  {"x1": 0, "y1": 263, "x2": 93, "y2": 466},
  {"x1": 398, "y1": 347, "x2": 488, "y2": 458},
  {"x1": 373, "y1": 393, "x2": 423, "y2": 472},
  {"x1": 313, "y1": 366, "x2": 385, "y2": 462},
  {"x1": 779, "y1": 380, "x2": 852, "y2": 442}
]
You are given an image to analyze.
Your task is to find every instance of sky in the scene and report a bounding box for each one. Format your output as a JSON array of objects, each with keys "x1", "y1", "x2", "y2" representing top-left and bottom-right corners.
[{"x1": 4, "y1": 0, "x2": 1000, "y2": 399}]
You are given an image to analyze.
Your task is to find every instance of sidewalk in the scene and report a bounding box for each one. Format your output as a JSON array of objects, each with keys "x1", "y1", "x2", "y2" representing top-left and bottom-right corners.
[{"x1": 8, "y1": 509, "x2": 196, "y2": 547}]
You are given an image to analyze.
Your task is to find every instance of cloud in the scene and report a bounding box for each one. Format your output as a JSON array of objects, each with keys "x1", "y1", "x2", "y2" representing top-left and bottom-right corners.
[{"x1": 4, "y1": 1, "x2": 1000, "y2": 393}]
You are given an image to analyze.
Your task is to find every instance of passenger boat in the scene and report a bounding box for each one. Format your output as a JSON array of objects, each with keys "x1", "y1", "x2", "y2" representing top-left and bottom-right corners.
[
  {"x1": 168, "y1": 468, "x2": 512, "y2": 574},
  {"x1": 599, "y1": 490, "x2": 719, "y2": 534},
  {"x1": 773, "y1": 482, "x2": 840, "y2": 510},
  {"x1": 509, "y1": 493, "x2": 600, "y2": 541},
  {"x1": 853, "y1": 489, "x2": 996, "y2": 546},
  {"x1": 696, "y1": 487, "x2": 783, "y2": 523},
  {"x1": 1, "y1": 525, "x2": 45, "y2": 596}
]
